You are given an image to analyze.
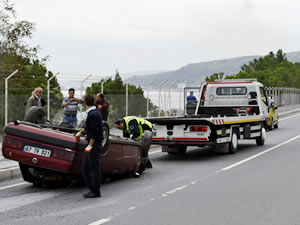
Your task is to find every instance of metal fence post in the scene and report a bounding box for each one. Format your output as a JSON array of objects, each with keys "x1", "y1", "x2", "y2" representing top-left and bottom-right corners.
[
  {"x1": 80, "y1": 75, "x2": 92, "y2": 120},
  {"x1": 5, "y1": 69, "x2": 18, "y2": 126},
  {"x1": 47, "y1": 72, "x2": 59, "y2": 121}
]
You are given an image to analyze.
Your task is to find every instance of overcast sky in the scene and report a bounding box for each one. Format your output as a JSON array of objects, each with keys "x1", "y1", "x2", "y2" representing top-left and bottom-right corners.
[{"x1": 15, "y1": 0, "x2": 300, "y2": 79}]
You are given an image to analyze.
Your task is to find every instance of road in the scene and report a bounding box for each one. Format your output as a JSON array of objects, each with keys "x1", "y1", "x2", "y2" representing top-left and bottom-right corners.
[{"x1": 1, "y1": 113, "x2": 300, "y2": 225}]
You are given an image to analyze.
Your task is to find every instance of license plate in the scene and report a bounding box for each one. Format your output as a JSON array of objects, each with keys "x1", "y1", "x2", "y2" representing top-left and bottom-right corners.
[{"x1": 23, "y1": 145, "x2": 51, "y2": 157}]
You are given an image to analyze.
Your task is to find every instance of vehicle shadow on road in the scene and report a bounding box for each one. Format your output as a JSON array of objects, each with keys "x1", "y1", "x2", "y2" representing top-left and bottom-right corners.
[{"x1": 154, "y1": 143, "x2": 256, "y2": 163}]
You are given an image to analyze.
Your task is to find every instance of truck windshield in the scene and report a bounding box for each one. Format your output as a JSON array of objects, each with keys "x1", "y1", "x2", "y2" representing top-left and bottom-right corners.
[{"x1": 216, "y1": 87, "x2": 247, "y2": 95}]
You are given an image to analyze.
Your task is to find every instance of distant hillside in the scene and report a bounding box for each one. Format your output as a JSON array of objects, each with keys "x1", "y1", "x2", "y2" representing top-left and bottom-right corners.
[{"x1": 126, "y1": 51, "x2": 300, "y2": 88}]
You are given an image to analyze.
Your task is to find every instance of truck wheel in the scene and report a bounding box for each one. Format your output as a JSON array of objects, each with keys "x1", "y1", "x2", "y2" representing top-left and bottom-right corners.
[
  {"x1": 177, "y1": 146, "x2": 187, "y2": 154},
  {"x1": 228, "y1": 131, "x2": 238, "y2": 154},
  {"x1": 24, "y1": 106, "x2": 46, "y2": 124},
  {"x1": 256, "y1": 127, "x2": 266, "y2": 146},
  {"x1": 166, "y1": 145, "x2": 187, "y2": 154}
]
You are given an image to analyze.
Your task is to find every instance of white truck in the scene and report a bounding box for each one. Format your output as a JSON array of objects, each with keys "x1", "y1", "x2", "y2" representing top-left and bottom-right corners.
[{"x1": 147, "y1": 79, "x2": 270, "y2": 154}]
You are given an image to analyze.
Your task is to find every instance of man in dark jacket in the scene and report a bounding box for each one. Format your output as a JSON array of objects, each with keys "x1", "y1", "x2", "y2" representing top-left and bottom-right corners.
[
  {"x1": 76, "y1": 94, "x2": 103, "y2": 198},
  {"x1": 95, "y1": 93, "x2": 109, "y2": 121},
  {"x1": 25, "y1": 87, "x2": 44, "y2": 113}
]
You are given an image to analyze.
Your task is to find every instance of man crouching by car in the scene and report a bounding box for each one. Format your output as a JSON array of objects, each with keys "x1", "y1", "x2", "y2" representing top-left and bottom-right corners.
[{"x1": 76, "y1": 94, "x2": 103, "y2": 198}]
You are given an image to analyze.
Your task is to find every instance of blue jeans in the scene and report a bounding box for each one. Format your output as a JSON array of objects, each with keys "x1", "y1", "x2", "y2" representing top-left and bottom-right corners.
[{"x1": 62, "y1": 115, "x2": 77, "y2": 128}]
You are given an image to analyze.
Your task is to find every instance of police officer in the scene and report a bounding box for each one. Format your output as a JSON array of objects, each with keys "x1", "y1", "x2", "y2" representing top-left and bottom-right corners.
[{"x1": 115, "y1": 116, "x2": 153, "y2": 168}]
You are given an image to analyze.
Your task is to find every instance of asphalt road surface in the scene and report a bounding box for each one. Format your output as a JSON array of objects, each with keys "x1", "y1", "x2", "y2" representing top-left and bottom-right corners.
[{"x1": 1, "y1": 113, "x2": 300, "y2": 225}]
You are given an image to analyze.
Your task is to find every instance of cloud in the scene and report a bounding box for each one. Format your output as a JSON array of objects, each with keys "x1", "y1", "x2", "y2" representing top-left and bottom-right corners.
[{"x1": 243, "y1": 0, "x2": 256, "y2": 9}]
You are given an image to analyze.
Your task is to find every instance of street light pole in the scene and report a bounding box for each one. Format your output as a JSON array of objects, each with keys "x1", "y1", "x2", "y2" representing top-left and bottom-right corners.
[
  {"x1": 101, "y1": 76, "x2": 111, "y2": 94},
  {"x1": 147, "y1": 79, "x2": 156, "y2": 117},
  {"x1": 47, "y1": 72, "x2": 59, "y2": 121},
  {"x1": 5, "y1": 69, "x2": 18, "y2": 126},
  {"x1": 80, "y1": 75, "x2": 92, "y2": 120}
]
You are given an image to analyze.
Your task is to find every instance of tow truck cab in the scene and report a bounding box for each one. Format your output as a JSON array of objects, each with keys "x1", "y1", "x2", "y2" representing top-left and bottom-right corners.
[{"x1": 185, "y1": 79, "x2": 270, "y2": 122}]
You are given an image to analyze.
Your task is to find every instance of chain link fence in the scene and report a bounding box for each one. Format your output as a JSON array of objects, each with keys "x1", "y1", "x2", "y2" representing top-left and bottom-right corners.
[{"x1": 1, "y1": 87, "x2": 300, "y2": 134}]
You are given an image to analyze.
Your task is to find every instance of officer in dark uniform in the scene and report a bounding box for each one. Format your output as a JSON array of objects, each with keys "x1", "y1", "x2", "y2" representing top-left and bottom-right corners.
[{"x1": 115, "y1": 116, "x2": 153, "y2": 168}]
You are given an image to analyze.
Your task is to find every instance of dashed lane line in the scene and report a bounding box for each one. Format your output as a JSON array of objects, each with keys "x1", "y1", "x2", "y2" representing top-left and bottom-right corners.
[{"x1": 88, "y1": 218, "x2": 112, "y2": 225}]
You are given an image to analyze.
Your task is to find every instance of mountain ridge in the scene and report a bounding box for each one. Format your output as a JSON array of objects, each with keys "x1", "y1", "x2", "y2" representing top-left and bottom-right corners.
[{"x1": 125, "y1": 51, "x2": 300, "y2": 87}]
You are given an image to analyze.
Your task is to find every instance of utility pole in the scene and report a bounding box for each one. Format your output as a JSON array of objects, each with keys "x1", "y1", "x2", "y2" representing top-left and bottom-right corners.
[{"x1": 47, "y1": 72, "x2": 59, "y2": 120}]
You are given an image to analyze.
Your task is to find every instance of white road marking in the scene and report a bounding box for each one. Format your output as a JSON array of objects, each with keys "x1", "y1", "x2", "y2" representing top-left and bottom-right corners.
[
  {"x1": 0, "y1": 181, "x2": 27, "y2": 191},
  {"x1": 220, "y1": 134, "x2": 300, "y2": 172},
  {"x1": 88, "y1": 218, "x2": 111, "y2": 225},
  {"x1": 128, "y1": 206, "x2": 136, "y2": 210},
  {"x1": 165, "y1": 185, "x2": 189, "y2": 195},
  {"x1": 149, "y1": 150, "x2": 161, "y2": 155},
  {"x1": 279, "y1": 113, "x2": 300, "y2": 121}
]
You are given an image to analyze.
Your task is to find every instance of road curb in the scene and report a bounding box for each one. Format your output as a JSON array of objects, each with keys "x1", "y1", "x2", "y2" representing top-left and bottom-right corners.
[{"x1": 0, "y1": 166, "x2": 21, "y2": 182}]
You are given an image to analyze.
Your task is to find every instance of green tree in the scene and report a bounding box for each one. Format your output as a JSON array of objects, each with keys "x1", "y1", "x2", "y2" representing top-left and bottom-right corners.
[
  {"x1": 205, "y1": 72, "x2": 224, "y2": 82},
  {"x1": 86, "y1": 71, "x2": 158, "y2": 125},
  {"x1": 0, "y1": 0, "x2": 62, "y2": 130}
]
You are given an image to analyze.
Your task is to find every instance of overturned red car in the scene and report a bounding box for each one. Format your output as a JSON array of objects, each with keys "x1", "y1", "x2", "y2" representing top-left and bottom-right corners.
[{"x1": 2, "y1": 110, "x2": 146, "y2": 186}]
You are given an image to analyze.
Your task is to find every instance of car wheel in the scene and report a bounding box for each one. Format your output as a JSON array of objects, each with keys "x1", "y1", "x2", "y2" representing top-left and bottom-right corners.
[
  {"x1": 24, "y1": 106, "x2": 46, "y2": 124},
  {"x1": 101, "y1": 121, "x2": 110, "y2": 153},
  {"x1": 256, "y1": 127, "x2": 266, "y2": 146},
  {"x1": 228, "y1": 130, "x2": 238, "y2": 154}
]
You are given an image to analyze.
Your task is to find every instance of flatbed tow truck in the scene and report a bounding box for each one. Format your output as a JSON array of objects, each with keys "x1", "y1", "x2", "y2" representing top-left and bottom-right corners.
[{"x1": 147, "y1": 79, "x2": 270, "y2": 154}]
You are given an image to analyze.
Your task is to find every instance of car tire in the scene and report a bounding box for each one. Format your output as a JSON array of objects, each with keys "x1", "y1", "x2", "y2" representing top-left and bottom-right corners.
[
  {"x1": 256, "y1": 127, "x2": 266, "y2": 146},
  {"x1": 228, "y1": 130, "x2": 238, "y2": 154},
  {"x1": 101, "y1": 121, "x2": 110, "y2": 153},
  {"x1": 24, "y1": 106, "x2": 46, "y2": 124}
]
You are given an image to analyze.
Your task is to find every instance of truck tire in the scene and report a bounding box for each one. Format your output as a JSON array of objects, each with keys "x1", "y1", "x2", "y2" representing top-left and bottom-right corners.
[
  {"x1": 256, "y1": 127, "x2": 266, "y2": 146},
  {"x1": 177, "y1": 145, "x2": 187, "y2": 154},
  {"x1": 166, "y1": 145, "x2": 187, "y2": 154},
  {"x1": 24, "y1": 106, "x2": 46, "y2": 124},
  {"x1": 228, "y1": 130, "x2": 238, "y2": 154}
]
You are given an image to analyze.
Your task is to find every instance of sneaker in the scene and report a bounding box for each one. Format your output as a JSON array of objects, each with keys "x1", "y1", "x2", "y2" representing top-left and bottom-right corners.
[{"x1": 83, "y1": 192, "x2": 101, "y2": 198}]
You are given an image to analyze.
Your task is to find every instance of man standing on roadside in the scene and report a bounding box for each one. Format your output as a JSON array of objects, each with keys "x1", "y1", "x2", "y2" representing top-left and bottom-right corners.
[
  {"x1": 95, "y1": 93, "x2": 109, "y2": 121},
  {"x1": 62, "y1": 88, "x2": 83, "y2": 128},
  {"x1": 76, "y1": 94, "x2": 103, "y2": 198},
  {"x1": 25, "y1": 87, "x2": 44, "y2": 113}
]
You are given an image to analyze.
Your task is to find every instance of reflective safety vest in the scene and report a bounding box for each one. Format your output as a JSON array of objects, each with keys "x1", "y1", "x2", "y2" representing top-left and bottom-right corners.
[{"x1": 123, "y1": 116, "x2": 152, "y2": 139}]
